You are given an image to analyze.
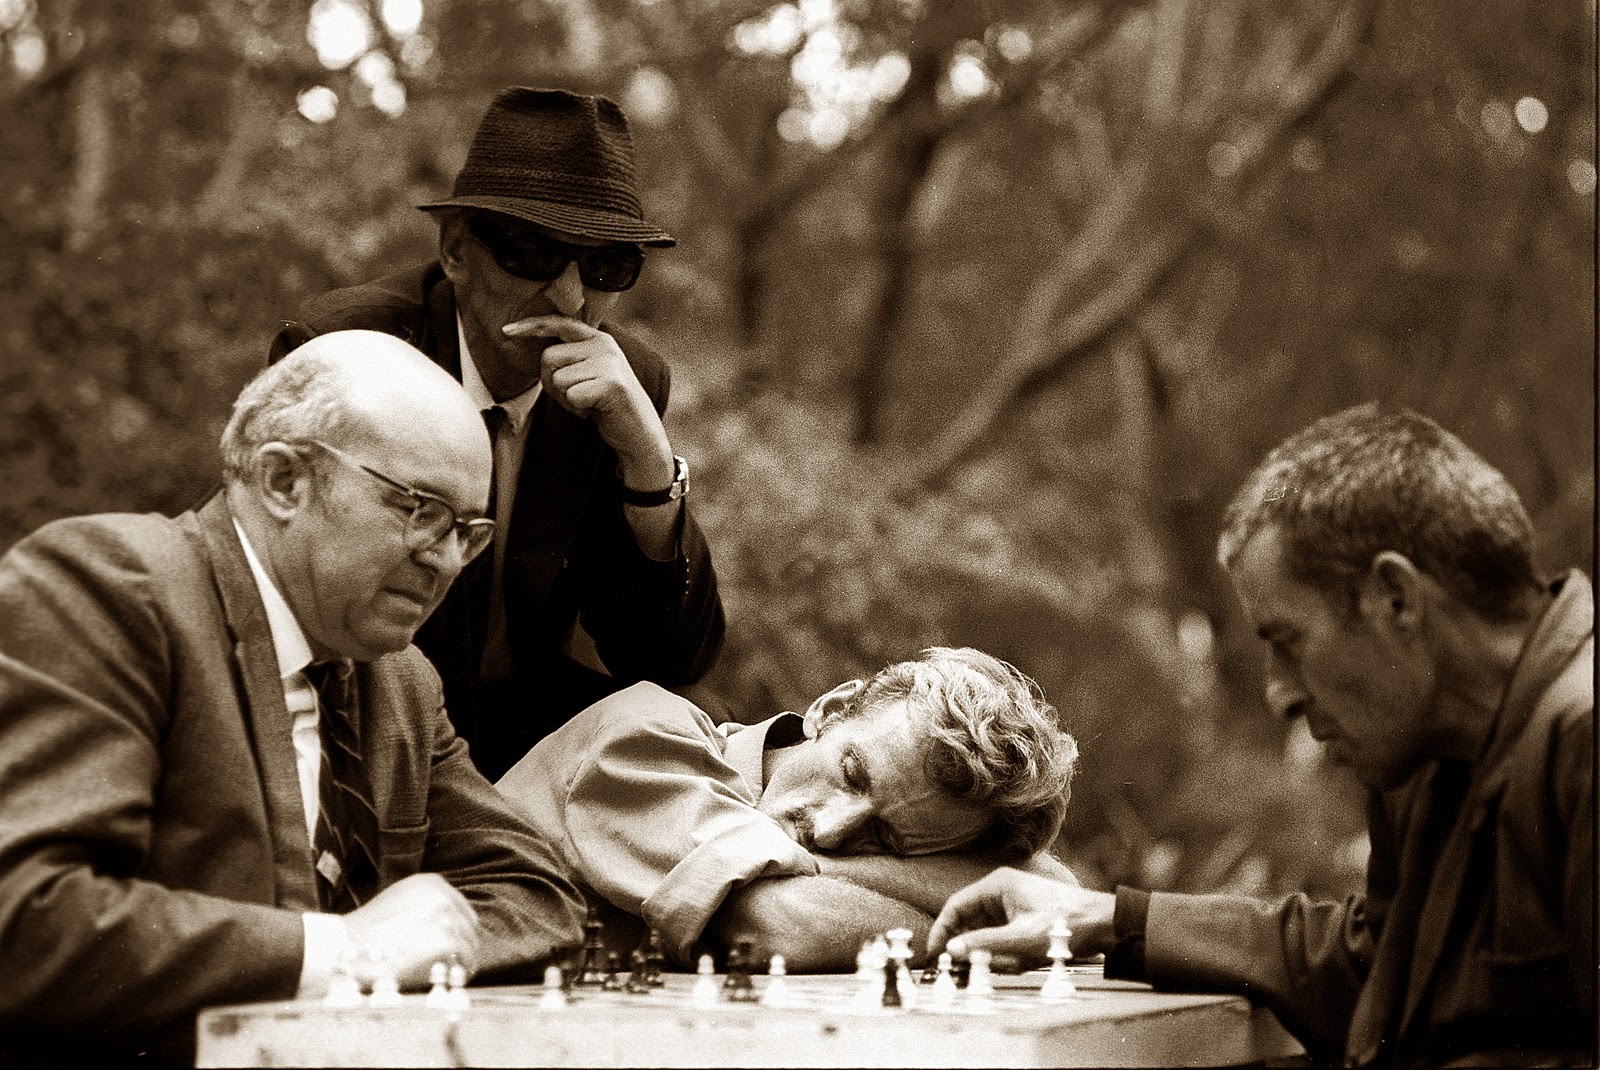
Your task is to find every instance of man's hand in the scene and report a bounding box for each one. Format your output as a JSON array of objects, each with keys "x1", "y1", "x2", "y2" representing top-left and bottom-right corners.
[
  {"x1": 927, "y1": 867, "x2": 1115, "y2": 964},
  {"x1": 503, "y1": 315, "x2": 674, "y2": 491},
  {"x1": 342, "y1": 874, "x2": 482, "y2": 989}
]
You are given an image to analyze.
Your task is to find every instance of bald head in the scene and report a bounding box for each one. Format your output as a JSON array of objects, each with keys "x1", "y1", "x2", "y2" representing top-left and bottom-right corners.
[{"x1": 222, "y1": 330, "x2": 489, "y2": 483}]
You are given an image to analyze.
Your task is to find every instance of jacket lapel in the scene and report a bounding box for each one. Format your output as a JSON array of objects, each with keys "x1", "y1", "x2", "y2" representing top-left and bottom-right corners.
[{"x1": 193, "y1": 495, "x2": 320, "y2": 910}]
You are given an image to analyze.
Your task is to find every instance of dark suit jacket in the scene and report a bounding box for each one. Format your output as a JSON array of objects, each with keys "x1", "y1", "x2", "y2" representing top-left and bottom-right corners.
[
  {"x1": 270, "y1": 264, "x2": 725, "y2": 776},
  {"x1": 0, "y1": 496, "x2": 585, "y2": 1063},
  {"x1": 1113, "y1": 572, "x2": 1596, "y2": 1067}
]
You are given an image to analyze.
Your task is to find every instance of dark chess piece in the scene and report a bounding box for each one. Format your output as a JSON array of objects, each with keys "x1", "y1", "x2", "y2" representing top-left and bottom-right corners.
[
  {"x1": 881, "y1": 955, "x2": 903, "y2": 1008},
  {"x1": 625, "y1": 946, "x2": 652, "y2": 994},
  {"x1": 576, "y1": 904, "x2": 607, "y2": 986},
  {"x1": 644, "y1": 929, "x2": 667, "y2": 987},
  {"x1": 602, "y1": 950, "x2": 625, "y2": 991},
  {"x1": 951, "y1": 958, "x2": 972, "y2": 989},
  {"x1": 724, "y1": 939, "x2": 759, "y2": 1003}
]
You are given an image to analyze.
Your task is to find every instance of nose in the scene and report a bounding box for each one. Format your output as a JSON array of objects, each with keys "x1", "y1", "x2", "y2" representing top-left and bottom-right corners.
[
  {"x1": 542, "y1": 261, "x2": 587, "y2": 318},
  {"x1": 1264, "y1": 655, "x2": 1308, "y2": 721},
  {"x1": 413, "y1": 527, "x2": 469, "y2": 578},
  {"x1": 807, "y1": 794, "x2": 874, "y2": 852}
]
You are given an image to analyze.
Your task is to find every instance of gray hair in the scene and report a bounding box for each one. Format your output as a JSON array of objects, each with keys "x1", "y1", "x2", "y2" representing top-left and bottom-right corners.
[
  {"x1": 823, "y1": 647, "x2": 1078, "y2": 864},
  {"x1": 219, "y1": 343, "x2": 351, "y2": 484},
  {"x1": 1217, "y1": 403, "x2": 1541, "y2": 620}
]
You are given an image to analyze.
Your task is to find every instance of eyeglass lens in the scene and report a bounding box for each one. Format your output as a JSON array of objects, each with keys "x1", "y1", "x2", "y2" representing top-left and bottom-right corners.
[
  {"x1": 407, "y1": 498, "x2": 495, "y2": 560},
  {"x1": 471, "y1": 220, "x2": 642, "y2": 292}
]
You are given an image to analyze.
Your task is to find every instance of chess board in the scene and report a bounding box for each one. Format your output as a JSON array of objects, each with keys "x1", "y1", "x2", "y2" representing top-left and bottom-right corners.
[{"x1": 196, "y1": 965, "x2": 1304, "y2": 1067}]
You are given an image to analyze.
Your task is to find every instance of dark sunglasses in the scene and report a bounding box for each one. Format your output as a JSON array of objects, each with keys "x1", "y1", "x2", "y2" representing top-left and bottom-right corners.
[{"x1": 468, "y1": 217, "x2": 644, "y2": 293}]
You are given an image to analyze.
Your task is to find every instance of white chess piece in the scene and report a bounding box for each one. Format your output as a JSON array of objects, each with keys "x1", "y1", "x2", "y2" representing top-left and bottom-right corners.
[
  {"x1": 364, "y1": 950, "x2": 402, "y2": 1007},
  {"x1": 928, "y1": 951, "x2": 958, "y2": 1010},
  {"x1": 1039, "y1": 917, "x2": 1077, "y2": 1003},
  {"x1": 690, "y1": 953, "x2": 719, "y2": 1009},
  {"x1": 445, "y1": 961, "x2": 472, "y2": 1012},
  {"x1": 760, "y1": 954, "x2": 795, "y2": 1009},
  {"x1": 965, "y1": 948, "x2": 996, "y2": 1014},
  {"x1": 424, "y1": 961, "x2": 451, "y2": 1008},
  {"x1": 322, "y1": 955, "x2": 364, "y2": 1009},
  {"x1": 538, "y1": 964, "x2": 569, "y2": 1010}
]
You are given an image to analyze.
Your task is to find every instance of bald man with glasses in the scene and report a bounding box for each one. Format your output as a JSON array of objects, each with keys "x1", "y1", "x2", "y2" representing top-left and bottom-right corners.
[{"x1": 0, "y1": 331, "x2": 584, "y2": 1064}]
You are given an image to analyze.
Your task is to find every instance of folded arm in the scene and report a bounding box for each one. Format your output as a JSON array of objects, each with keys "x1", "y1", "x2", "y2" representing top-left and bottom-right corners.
[
  {"x1": 815, "y1": 849, "x2": 1079, "y2": 917},
  {"x1": 703, "y1": 874, "x2": 932, "y2": 972}
]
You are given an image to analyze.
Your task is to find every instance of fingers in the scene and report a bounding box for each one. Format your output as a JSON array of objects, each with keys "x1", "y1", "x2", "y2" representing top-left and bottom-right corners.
[
  {"x1": 502, "y1": 315, "x2": 597, "y2": 344},
  {"x1": 943, "y1": 916, "x2": 1056, "y2": 961},
  {"x1": 927, "y1": 871, "x2": 1018, "y2": 954}
]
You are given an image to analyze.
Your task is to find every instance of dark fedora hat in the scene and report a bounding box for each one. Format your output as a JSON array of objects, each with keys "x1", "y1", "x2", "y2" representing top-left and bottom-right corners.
[{"x1": 419, "y1": 87, "x2": 676, "y2": 247}]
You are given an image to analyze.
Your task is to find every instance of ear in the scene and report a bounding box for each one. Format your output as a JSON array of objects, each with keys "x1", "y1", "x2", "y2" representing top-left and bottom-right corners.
[
  {"x1": 802, "y1": 679, "x2": 865, "y2": 739},
  {"x1": 438, "y1": 214, "x2": 470, "y2": 282},
  {"x1": 253, "y1": 442, "x2": 315, "y2": 523},
  {"x1": 1358, "y1": 550, "x2": 1429, "y2": 637}
]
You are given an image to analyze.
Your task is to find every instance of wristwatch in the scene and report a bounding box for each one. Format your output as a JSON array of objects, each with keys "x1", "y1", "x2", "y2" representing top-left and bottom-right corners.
[{"x1": 621, "y1": 455, "x2": 690, "y2": 507}]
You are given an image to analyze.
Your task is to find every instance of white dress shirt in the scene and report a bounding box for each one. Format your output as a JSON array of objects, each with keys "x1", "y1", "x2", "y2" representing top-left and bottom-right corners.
[
  {"x1": 233, "y1": 520, "x2": 352, "y2": 996},
  {"x1": 458, "y1": 316, "x2": 541, "y2": 680}
]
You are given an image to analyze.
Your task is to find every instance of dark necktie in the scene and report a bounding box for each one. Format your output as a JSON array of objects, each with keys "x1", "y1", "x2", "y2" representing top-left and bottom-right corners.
[
  {"x1": 308, "y1": 659, "x2": 381, "y2": 913},
  {"x1": 482, "y1": 406, "x2": 508, "y2": 521},
  {"x1": 477, "y1": 405, "x2": 514, "y2": 679}
]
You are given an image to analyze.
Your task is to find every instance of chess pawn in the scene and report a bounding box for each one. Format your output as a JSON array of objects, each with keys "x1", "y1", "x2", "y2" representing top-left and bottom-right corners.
[
  {"x1": 424, "y1": 961, "x2": 451, "y2": 1008},
  {"x1": 367, "y1": 957, "x2": 404, "y2": 1008},
  {"x1": 538, "y1": 965, "x2": 569, "y2": 1011},
  {"x1": 1039, "y1": 917, "x2": 1077, "y2": 1003},
  {"x1": 690, "y1": 953, "x2": 720, "y2": 1009},
  {"x1": 928, "y1": 952, "x2": 958, "y2": 1010},
  {"x1": 965, "y1": 949, "x2": 997, "y2": 1014},
  {"x1": 322, "y1": 952, "x2": 365, "y2": 1009},
  {"x1": 625, "y1": 947, "x2": 652, "y2": 994},
  {"x1": 760, "y1": 955, "x2": 795, "y2": 1009},
  {"x1": 445, "y1": 961, "x2": 472, "y2": 1012},
  {"x1": 852, "y1": 940, "x2": 881, "y2": 1009},
  {"x1": 602, "y1": 950, "x2": 625, "y2": 992}
]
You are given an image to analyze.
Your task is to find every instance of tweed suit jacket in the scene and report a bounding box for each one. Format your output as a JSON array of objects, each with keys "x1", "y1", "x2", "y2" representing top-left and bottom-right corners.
[
  {"x1": 1112, "y1": 572, "x2": 1595, "y2": 1067},
  {"x1": 0, "y1": 495, "x2": 585, "y2": 1061},
  {"x1": 270, "y1": 262, "x2": 725, "y2": 773}
]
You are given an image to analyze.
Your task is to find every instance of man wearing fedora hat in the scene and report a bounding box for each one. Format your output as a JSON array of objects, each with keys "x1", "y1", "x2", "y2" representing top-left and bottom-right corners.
[{"x1": 270, "y1": 87, "x2": 725, "y2": 781}]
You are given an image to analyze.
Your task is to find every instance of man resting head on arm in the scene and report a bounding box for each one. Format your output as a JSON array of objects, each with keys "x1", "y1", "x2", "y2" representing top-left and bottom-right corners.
[{"x1": 497, "y1": 647, "x2": 1079, "y2": 972}]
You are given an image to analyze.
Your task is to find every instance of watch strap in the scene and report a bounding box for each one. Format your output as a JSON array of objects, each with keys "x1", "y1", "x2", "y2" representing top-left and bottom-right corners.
[{"x1": 621, "y1": 455, "x2": 689, "y2": 507}]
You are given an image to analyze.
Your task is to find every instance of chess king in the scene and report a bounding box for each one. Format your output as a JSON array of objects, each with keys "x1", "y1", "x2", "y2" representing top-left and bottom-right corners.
[
  {"x1": 496, "y1": 646, "x2": 1082, "y2": 971},
  {"x1": 0, "y1": 331, "x2": 584, "y2": 1064},
  {"x1": 929, "y1": 404, "x2": 1596, "y2": 1068}
]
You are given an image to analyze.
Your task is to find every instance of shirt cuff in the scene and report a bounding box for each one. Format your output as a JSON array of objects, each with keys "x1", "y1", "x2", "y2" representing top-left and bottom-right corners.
[
  {"x1": 1104, "y1": 885, "x2": 1150, "y2": 981},
  {"x1": 297, "y1": 912, "x2": 353, "y2": 998}
]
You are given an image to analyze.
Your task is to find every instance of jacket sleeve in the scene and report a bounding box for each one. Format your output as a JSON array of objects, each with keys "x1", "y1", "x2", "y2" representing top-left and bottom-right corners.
[
  {"x1": 0, "y1": 521, "x2": 304, "y2": 1041},
  {"x1": 390, "y1": 652, "x2": 587, "y2": 982},
  {"x1": 566, "y1": 330, "x2": 726, "y2": 687},
  {"x1": 1128, "y1": 792, "x2": 1397, "y2": 1059}
]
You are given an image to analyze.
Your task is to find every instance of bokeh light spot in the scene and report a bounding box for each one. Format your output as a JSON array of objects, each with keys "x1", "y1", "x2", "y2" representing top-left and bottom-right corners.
[
  {"x1": 1567, "y1": 159, "x2": 1597, "y2": 196},
  {"x1": 297, "y1": 85, "x2": 340, "y2": 124},
  {"x1": 1513, "y1": 96, "x2": 1548, "y2": 134}
]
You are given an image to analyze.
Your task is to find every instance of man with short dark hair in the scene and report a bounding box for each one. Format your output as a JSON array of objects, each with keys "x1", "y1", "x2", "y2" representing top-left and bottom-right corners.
[
  {"x1": 928, "y1": 404, "x2": 1595, "y2": 1068},
  {"x1": 0, "y1": 331, "x2": 584, "y2": 1063},
  {"x1": 497, "y1": 646, "x2": 1081, "y2": 972},
  {"x1": 271, "y1": 87, "x2": 725, "y2": 780}
]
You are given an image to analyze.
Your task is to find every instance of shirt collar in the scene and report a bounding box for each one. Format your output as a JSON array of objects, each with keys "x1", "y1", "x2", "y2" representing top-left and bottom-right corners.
[
  {"x1": 233, "y1": 519, "x2": 314, "y2": 681},
  {"x1": 456, "y1": 314, "x2": 541, "y2": 433},
  {"x1": 721, "y1": 712, "x2": 805, "y2": 795}
]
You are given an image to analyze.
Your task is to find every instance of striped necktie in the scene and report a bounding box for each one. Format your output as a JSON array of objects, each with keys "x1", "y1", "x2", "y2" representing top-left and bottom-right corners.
[{"x1": 308, "y1": 659, "x2": 381, "y2": 912}]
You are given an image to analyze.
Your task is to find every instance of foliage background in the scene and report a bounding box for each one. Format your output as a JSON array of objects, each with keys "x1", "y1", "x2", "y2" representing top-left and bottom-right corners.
[{"x1": 2, "y1": 0, "x2": 1592, "y2": 901}]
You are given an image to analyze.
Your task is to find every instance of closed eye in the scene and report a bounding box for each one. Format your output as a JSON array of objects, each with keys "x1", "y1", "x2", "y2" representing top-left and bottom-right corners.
[{"x1": 840, "y1": 744, "x2": 872, "y2": 792}]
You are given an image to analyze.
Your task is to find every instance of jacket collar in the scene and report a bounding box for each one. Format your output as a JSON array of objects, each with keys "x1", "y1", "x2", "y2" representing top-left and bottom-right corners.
[
  {"x1": 1369, "y1": 571, "x2": 1596, "y2": 1056},
  {"x1": 193, "y1": 494, "x2": 321, "y2": 910}
]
